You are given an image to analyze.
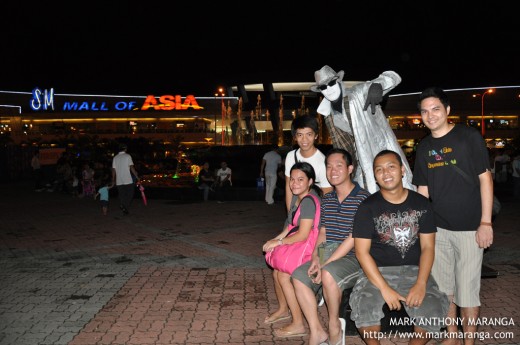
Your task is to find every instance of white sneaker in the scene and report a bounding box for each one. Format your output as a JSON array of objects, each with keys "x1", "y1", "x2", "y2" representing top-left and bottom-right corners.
[{"x1": 318, "y1": 296, "x2": 325, "y2": 307}]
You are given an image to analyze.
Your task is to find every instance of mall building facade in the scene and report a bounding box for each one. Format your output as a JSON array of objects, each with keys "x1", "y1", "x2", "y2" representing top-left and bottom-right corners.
[{"x1": 1, "y1": 83, "x2": 519, "y2": 149}]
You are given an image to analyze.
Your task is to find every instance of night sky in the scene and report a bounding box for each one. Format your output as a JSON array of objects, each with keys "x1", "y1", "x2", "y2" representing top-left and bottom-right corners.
[{"x1": 1, "y1": 1, "x2": 518, "y2": 97}]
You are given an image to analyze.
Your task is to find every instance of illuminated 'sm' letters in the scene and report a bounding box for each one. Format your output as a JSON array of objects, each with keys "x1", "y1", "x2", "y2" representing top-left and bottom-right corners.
[{"x1": 30, "y1": 88, "x2": 55, "y2": 111}]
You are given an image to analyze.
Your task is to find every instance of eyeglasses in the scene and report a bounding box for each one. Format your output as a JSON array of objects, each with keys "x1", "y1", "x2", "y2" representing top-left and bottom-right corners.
[{"x1": 318, "y1": 78, "x2": 338, "y2": 91}]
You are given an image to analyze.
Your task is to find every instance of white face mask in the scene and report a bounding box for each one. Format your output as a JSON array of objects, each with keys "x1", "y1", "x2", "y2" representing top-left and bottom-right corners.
[{"x1": 321, "y1": 82, "x2": 341, "y2": 102}]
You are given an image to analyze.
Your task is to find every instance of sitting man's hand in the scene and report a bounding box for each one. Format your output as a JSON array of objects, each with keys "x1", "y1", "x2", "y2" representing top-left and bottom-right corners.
[{"x1": 363, "y1": 83, "x2": 383, "y2": 115}]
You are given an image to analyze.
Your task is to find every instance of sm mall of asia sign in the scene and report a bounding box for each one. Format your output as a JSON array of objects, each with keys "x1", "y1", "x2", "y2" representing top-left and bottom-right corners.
[{"x1": 29, "y1": 88, "x2": 204, "y2": 112}]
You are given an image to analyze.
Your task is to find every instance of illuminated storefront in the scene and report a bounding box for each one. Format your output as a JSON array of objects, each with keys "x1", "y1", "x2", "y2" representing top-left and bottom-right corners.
[
  {"x1": 1, "y1": 85, "x2": 519, "y2": 148},
  {"x1": 0, "y1": 88, "x2": 239, "y2": 146}
]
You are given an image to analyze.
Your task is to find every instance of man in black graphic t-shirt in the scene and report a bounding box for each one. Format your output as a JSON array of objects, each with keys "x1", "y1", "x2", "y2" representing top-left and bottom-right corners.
[{"x1": 350, "y1": 150, "x2": 449, "y2": 345}]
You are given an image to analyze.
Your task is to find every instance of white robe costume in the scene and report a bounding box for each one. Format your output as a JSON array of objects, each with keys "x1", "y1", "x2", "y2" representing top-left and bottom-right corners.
[{"x1": 317, "y1": 71, "x2": 415, "y2": 193}]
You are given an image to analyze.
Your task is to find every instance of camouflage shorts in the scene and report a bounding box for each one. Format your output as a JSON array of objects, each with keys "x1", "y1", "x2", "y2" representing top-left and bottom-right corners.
[{"x1": 349, "y1": 265, "x2": 449, "y2": 333}]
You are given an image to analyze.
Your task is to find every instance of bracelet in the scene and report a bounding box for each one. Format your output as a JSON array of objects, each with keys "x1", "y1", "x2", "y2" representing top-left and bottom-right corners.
[{"x1": 480, "y1": 221, "x2": 492, "y2": 226}]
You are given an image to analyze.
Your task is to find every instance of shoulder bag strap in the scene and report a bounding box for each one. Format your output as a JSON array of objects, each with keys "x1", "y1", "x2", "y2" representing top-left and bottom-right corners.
[
  {"x1": 452, "y1": 163, "x2": 499, "y2": 216},
  {"x1": 291, "y1": 199, "x2": 302, "y2": 226},
  {"x1": 451, "y1": 164, "x2": 478, "y2": 186},
  {"x1": 299, "y1": 194, "x2": 321, "y2": 230},
  {"x1": 290, "y1": 194, "x2": 321, "y2": 229}
]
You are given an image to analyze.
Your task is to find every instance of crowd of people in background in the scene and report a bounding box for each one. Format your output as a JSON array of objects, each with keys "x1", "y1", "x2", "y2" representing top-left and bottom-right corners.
[
  {"x1": 34, "y1": 151, "x2": 113, "y2": 197},
  {"x1": 196, "y1": 160, "x2": 234, "y2": 203},
  {"x1": 30, "y1": 141, "x2": 518, "y2": 208},
  {"x1": 30, "y1": 144, "x2": 142, "y2": 216},
  {"x1": 489, "y1": 147, "x2": 520, "y2": 200}
]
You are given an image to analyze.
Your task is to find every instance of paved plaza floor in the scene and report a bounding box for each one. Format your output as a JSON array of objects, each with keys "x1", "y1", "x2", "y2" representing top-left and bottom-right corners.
[{"x1": 0, "y1": 181, "x2": 519, "y2": 345}]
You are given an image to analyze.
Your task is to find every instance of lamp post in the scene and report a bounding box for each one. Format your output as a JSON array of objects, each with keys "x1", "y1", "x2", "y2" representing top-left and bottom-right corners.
[
  {"x1": 474, "y1": 89, "x2": 494, "y2": 137},
  {"x1": 216, "y1": 88, "x2": 225, "y2": 145},
  {"x1": 215, "y1": 88, "x2": 226, "y2": 145},
  {"x1": 213, "y1": 93, "x2": 218, "y2": 144}
]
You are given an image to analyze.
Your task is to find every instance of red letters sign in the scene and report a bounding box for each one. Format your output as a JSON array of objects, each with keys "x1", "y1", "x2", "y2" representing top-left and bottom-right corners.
[{"x1": 141, "y1": 95, "x2": 203, "y2": 110}]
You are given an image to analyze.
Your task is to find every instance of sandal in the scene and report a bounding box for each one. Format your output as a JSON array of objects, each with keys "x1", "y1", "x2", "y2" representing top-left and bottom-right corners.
[{"x1": 264, "y1": 313, "x2": 291, "y2": 324}]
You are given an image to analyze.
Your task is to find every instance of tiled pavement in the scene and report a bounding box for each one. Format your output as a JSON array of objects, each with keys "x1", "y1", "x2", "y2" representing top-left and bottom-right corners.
[{"x1": 0, "y1": 182, "x2": 519, "y2": 345}]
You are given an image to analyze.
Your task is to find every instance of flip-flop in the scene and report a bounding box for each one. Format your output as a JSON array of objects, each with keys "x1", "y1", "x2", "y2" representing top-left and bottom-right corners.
[
  {"x1": 274, "y1": 328, "x2": 307, "y2": 338},
  {"x1": 264, "y1": 313, "x2": 291, "y2": 324},
  {"x1": 327, "y1": 318, "x2": 346, "y2": 345},
  {"x1": 338, "y1": 318, "x2": 346, "y2": 345}
]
